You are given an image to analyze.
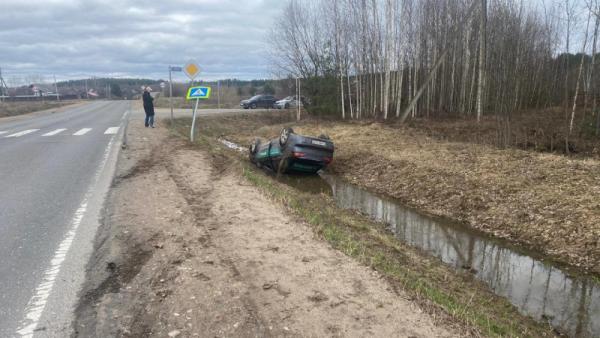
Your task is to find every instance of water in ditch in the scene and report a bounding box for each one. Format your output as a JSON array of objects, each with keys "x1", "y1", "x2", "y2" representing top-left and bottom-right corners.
[
  {"x1": 223, "y1": 138, "x2": 599, "y2": 336},
  {"x1": 319, "y1": 174, "x2": 599, "y2": 337}
]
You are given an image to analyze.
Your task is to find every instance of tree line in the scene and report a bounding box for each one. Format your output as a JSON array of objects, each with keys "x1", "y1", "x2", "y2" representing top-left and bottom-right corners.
[{"x1": 271, "y1": 0, "x2": 600, "y2": 144}]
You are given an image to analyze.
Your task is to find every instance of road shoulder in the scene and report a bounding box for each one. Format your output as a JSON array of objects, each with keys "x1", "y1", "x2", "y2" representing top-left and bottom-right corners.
[{"x1": 72, "y1": 112, "x2": 456, "y2": 337}]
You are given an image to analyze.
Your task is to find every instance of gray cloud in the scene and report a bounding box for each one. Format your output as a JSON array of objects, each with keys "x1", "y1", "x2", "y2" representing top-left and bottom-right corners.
[{"x1": 0, "y1": 0, "x2": 284, "y2": 82}]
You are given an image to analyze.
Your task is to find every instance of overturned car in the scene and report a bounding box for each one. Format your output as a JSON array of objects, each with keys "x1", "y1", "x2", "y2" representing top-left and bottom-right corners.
[{"x1": 249, "y1": 127, "x2": 334, "y2": 174}]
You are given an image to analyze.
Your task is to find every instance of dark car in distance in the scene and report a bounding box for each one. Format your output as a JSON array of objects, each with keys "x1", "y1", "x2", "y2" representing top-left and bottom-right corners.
[
  {"x1": 249, "y1": 127, "x2": 334, "y2": 174},
  {"x1": 240, "y1": 95, "x2": 277, "y2": 109}
]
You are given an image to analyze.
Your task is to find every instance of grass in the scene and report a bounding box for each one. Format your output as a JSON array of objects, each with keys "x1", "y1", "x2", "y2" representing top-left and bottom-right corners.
[
  {"x1": 0, "y1": 100, "x2": 75, "y2": 118},
  {"x1": 168, "y1": 115, "x2": 556, "y2": 337},
  {"x1": 240, "y1": 166, "x2": 552, "y2": 337},
  {"x1": 187, "y1": 111, "x2": 600, "y2": 276}
]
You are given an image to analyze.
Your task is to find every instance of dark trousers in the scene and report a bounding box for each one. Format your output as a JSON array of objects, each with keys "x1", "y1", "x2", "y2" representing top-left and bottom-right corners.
[{"x1": 145, "y1": 114, "x2": 154, "y2": 127}]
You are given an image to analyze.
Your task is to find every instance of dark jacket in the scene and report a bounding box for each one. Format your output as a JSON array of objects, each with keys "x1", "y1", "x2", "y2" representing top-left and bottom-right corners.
[{"x1": 142, "y1": 91, "x2": 154, "y2": 115}]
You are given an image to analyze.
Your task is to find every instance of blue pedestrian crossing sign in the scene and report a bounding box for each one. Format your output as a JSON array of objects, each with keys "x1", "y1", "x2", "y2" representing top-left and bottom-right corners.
[{"x1": 186, "y1": 86, "x2": 211, "y2": 99}]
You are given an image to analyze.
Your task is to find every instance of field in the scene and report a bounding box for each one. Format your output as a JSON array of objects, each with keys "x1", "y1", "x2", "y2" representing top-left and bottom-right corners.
[{"x1": 0, "y1": 100, "x2": 75, "y2": 118}]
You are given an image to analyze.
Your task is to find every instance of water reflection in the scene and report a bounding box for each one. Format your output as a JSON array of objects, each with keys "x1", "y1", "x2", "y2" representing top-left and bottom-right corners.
[{"x1": 324, "y1": 174, "x2": 599, "y2": 337}]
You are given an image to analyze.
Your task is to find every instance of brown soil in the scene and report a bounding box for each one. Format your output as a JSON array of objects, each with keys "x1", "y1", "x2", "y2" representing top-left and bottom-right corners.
[
  {"x1": 211, "y1": 113, "x2": 600, "y2": 275},
  {"x1": 72, "y1": 112, "x2": 456, "y2": 337}
]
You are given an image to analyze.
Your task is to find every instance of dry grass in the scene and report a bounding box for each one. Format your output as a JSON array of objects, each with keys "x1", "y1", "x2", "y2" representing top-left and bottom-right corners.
[
  {"x1": 0, "y1": 100, "x2": 73, "y2": 118},
  {"x1": 407, "y1": 108, "x2": 600, "y2": 156},
  {"x1": 202, "y1": 112, "x2": 600, "y2": 275},
  {"x1": 299, "y1": 121, "x2": 600, "y2": 274},
  {"x1": 171, "y1": 117, "x2": 557, "y2": 337}
]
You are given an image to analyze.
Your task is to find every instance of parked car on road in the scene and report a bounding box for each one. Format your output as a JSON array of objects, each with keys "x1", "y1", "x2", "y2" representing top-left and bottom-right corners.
[
  {"x1": 240, "y1": 95, "x2": 277, "y2": 109},
  {"x1": 274, "y1": 96, "x2": 304, "y2": 109},
  {"x1": 249, "y1": 127, "x2": 334, "y2": 174}
]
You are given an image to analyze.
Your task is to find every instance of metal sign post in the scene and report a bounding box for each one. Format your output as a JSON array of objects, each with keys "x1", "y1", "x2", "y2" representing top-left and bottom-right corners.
[
  {"x1": 191, "y1": 98, "x2": 200, "y2": 142},
  {"x1": 168, "y1": 65, "x2": 182, "y2": 126},
  {"x1": 186, "y1": 86, "x2": 211, "y2": 142}
]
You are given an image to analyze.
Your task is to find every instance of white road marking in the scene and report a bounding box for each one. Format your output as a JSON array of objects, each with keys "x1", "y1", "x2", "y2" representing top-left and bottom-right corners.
[
  {"x1": 5, "y1": 129, "x2": 40, "y2": 138},
  {"x1": 73, "y1": 128, "x2": 92, "y2": 136},
  {"x1": 16, "y1": 201, "x2": 87, "y2": 337},
  {"x1": 0, "y1": 131, "x2": 8, "y2": 135},
  {"x1": 42, "y1": 128, "x2": 67, "y2": 136},
  {"x1": 104, "y1": 127, "x2": 119, "y2": 135},
  {"x1": 16, "y1": 129, "x2": 119, "y2": 336}
]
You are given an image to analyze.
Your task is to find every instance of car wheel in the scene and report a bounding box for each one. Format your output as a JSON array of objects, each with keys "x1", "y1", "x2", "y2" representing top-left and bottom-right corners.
[
  {"x1": 284, "y1": 103, "x2": 290, "y2": 109},
  {"x1": 318, "y1": 134, "x2": 330, "y2": 140},
  {"x1": 250, "y1": 103, "x2": 257, "y2": 109},
  {"x1": 279, "y1": 127, "x2": 294, "y2": 146}
]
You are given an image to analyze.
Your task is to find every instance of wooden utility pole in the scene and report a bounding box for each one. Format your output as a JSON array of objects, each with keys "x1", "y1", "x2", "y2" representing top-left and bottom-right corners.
[{"x1": 54, "y1": 75, "x2": 60, "y2": 102}]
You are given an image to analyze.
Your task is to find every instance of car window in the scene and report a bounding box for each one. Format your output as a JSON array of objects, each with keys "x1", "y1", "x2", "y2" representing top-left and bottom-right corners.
[{"x1": 250, "y1": 95, "x2": 261, "y2": 100}]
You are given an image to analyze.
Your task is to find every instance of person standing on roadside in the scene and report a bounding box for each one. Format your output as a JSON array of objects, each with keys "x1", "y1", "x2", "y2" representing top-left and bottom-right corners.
[{"x1": 142, "y1": 86, "x2": 155, "y2": 128}]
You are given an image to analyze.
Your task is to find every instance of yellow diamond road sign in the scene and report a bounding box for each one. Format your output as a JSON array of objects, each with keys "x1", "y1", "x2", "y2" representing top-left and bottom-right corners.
[{"x1": 183, "y1": 61, "x2": 201, "y2": 80}]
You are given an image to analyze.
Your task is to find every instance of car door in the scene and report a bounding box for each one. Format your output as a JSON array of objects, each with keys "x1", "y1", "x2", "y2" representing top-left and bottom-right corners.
[
  {"x1": 265, "y1": 96, "x2": 275, "y2": 108},
  {"x1": 254, "y1": 95, "x2": 264, "y2": 108}
]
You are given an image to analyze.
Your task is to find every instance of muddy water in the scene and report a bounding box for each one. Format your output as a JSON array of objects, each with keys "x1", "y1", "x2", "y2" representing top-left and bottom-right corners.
[{"x1": 319, "y1": 174, "x2": 599, "y2": 337}]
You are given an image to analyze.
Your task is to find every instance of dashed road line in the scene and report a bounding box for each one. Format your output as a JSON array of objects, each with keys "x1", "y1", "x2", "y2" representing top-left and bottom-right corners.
[
  {"x1": 5, "y1": 129, "x2": 40, "y2": 138},
  {"x1": 73, "y1": 128, "x2": 92, "y2": 136},
  {"x1": 42, "y1": 128, "x2": 67, "y2": 137},
  {"x1": 104, "y1": 127, "x2": 119, "y2": 135}
]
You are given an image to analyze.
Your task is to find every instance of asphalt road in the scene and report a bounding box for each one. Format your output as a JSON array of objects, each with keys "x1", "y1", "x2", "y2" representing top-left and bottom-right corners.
[{"x1": 0, "y1": 101, "x2": 128, "y2": 337}]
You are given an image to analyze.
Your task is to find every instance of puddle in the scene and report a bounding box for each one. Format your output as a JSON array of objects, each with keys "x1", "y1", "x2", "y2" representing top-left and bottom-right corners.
[
  {"x1": 224, "y1": 137, "x2": 599, "y2": 336},
  {"x1": 321, "y1": 174, "x2": 599, "y2": 337}
]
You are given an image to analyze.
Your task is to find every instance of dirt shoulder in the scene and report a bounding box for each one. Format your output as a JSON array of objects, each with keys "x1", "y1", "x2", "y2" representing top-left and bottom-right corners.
[
  {"x1": 72, "y1": 112, "x2": 456, "y2": 337},
  {"x1": 215, "y1": 113, "x2": 600, "y2": 275}
]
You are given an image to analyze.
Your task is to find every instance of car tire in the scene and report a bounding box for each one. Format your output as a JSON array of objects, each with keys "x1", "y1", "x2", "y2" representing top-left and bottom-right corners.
[
  {"x1": 284, "y1": 103, "x2": 290, "y2": 109},
  {"x1": 279, "y1": 127, "x2": 294, "y2": 146},
  {"x1": 250, "y1": 103, "x2": 257, "y2": 109}
]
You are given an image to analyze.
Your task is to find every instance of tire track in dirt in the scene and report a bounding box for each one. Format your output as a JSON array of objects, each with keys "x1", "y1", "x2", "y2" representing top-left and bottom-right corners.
[
  {"x1": 73, "y1": 114, "x2": 456, "y2": 337},
  {"x1": 165, "y1": 154, "x2": 273, "y2": 337}
]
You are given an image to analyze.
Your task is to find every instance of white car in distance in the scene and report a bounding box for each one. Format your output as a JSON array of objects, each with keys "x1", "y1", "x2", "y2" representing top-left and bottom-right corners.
[{"x1": 274, "y1": 96, "x2": 303, "y2": 109}]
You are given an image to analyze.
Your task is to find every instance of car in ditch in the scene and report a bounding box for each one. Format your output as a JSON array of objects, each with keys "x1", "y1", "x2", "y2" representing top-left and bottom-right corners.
[{"x1": 249, "y1": 127, "x2": 334, "y2": 174}]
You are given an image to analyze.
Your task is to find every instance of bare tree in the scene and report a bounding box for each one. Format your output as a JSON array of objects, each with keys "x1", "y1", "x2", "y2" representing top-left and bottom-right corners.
[{"x1": 476, "y1": 0, "x2": 487, "y2": 122}]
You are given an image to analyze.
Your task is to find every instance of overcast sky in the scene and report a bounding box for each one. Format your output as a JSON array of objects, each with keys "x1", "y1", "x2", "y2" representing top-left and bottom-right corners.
[{"x1": 0, "y1": 0, "x2": 284, "y2": 84}]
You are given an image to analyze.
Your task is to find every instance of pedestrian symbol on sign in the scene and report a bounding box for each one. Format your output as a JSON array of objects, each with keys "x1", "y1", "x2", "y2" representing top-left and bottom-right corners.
[{"x1": 186, "y1": 86, "x2": 211, "y2": 99}]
